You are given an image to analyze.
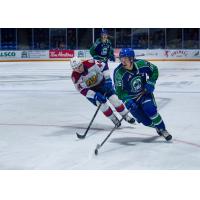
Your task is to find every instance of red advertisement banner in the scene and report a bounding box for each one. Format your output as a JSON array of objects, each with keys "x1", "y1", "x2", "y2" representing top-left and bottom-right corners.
[{"x1": 49, "y1": 50, "x2": 74, "y2": 58}]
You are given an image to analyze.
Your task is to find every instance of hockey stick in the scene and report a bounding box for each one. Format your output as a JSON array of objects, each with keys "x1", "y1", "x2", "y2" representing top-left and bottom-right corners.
[
  {"x1": 94, "y1": 110, "x2": 130, "y2": 155},
  {"x1": 76, "y1": 103, "x2": 102, "y2": 139},
  {"x1": 94, "y1": 91, "x2": 145, "y2": 155}
]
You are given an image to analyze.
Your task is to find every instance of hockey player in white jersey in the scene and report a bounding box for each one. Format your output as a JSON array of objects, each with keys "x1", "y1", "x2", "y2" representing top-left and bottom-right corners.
[{"x1": 70, "y1": 57, "x2": 135, "y2": 127}]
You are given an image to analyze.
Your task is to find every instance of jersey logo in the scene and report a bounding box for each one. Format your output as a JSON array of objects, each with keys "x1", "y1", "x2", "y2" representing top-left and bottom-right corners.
[
  {"x1": 101, "y1": 47, "x2": 108, "y2": 55},
  {"x1": 85, "y1": 75, "x2": 98, "y2": 86},
  {"x1": 131, "y1": 77, "x2": 142, "y2": 92}
]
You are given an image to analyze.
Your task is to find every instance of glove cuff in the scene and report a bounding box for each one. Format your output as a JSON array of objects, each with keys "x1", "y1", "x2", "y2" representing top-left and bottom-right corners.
[
  {"x1": 86, "y1": 90, "x2": 96, "y2": 99},
  {"x1": 147, "y1": 80, "x2": 155, "y2": 86}
]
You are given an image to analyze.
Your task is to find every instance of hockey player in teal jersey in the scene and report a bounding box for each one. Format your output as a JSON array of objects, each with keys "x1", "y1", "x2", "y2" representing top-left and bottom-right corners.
[
  {"x1": 90, "y1": 29, "x2": 115, "y2": 63},
  {"x1": 113, "y1": 48, "x2": 172, "y2": 141}
]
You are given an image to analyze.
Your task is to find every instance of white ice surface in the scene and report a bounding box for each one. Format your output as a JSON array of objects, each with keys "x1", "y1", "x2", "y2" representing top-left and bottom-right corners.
[{"x1": 0, "y1": 61, "x2": 200, "y2": 169}]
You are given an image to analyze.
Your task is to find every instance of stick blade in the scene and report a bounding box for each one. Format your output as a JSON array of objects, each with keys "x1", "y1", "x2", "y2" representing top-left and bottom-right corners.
[
  {"x1": 76, "y1": 132, "x2": 86, "y2": 139},
  {"x1": 94, "y1": 149, "x2": 98, "y2": 155},
  {"x1": 94, "y1": 144, "x2": 101, "y2": 156}
]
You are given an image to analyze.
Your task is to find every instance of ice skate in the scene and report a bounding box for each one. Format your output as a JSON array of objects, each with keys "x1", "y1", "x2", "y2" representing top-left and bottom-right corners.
[
  {"x1": 156, "y1": 129, "x2": 172, "y2": 141},
  {"x1": 123, "y1": 114, "x2": 135, "y2": 124}
]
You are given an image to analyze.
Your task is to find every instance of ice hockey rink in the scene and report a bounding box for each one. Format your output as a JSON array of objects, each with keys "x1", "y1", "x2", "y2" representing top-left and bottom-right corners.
[{"x1": 0, "y1": 60, "x2": 200, "y2": 170}]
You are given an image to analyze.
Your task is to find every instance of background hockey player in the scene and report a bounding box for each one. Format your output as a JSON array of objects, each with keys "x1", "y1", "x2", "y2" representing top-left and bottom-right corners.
[
  {"x1": 70, "y1": 57, "x2": 135, "y2": 127},
  {"x1": 113, "y1": 48, "x2": 172, "y2": 141},
  {"x1": 90, "y1": 29, "x2": 115, "y2": 63}
]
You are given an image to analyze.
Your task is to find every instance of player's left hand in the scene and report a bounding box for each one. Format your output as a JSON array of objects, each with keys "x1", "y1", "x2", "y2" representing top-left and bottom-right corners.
[
  {"x1": 144, "y1": 81, "x2": 155, "y2": 93},
  {"x1": 101, "y1": 57, "x2": 108, "y2": 63},
  {"x1": 94, "y1": 92, "x2": 107, "y2": 104},
  {"x1": 104, "y1": 78, "x2": 113, "y2": 90}
]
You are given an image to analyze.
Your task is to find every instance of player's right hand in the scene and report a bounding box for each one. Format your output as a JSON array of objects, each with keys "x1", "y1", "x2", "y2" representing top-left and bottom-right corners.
[
  {"x1": 94, "y1": 92, "x2": 107, "y2": 104},
  {"x1": 144, "y1": 81, "x2": 155, "y2": 93},
  {"x1": 109, "y1": 55, "x2": 116, "y2": 62},
  {"x1": 125, "y1": 99, "x2": 138, "y2": 111},
  {"x1": 93, "y1": 56, "x2": 107, "y2": 63}
]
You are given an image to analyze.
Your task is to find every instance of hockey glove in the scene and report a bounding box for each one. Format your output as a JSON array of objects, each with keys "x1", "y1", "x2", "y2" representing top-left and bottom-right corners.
[
  {"x1": 104, "y1": 78, "x2": 113, "y2": 91},
  {"x1": 109, "y1": 55, "x2": 116, "y2": 62},
  {"x1": 101, "y1": 57, "x2": 108, "y2": 63},
  {"x1": 94, "y1": 92, "x2": 107, "y2": 104},
  {"x1": 144, "y1": 81, "x2": 155, "y2": 93},
  {"x1": 93, "y1": 56, "x2": 108, "y2": 63},
  {"x1": 125, "y1": 99, "x2": 138, "y2": 111}
]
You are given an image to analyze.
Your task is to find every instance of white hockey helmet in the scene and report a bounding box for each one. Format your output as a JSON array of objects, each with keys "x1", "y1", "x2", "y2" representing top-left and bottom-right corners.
[{"x1": 70, "y1": 57, "x2": 82, "y2": 69}]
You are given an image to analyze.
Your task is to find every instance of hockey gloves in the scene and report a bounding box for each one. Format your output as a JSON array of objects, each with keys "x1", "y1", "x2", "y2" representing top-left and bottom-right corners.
[
  {"x1": 94, "y1": 92, "x2": 107, "y2": 104},
  {"x1": 109, "y1": 55, "x2": 116, "y2": 62},
  {"x1": 125, "y1": 99, "x2": 138, "y2": 112},
  {"x1": 94, "y1": 56, "x2": 108, "y2": 63},
  {"x1": 104, "y1": 78, "x2": 113, "y2": 91},
  {"x1": 144, "y1": 81, "x2": 155, "y2": 93}
]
